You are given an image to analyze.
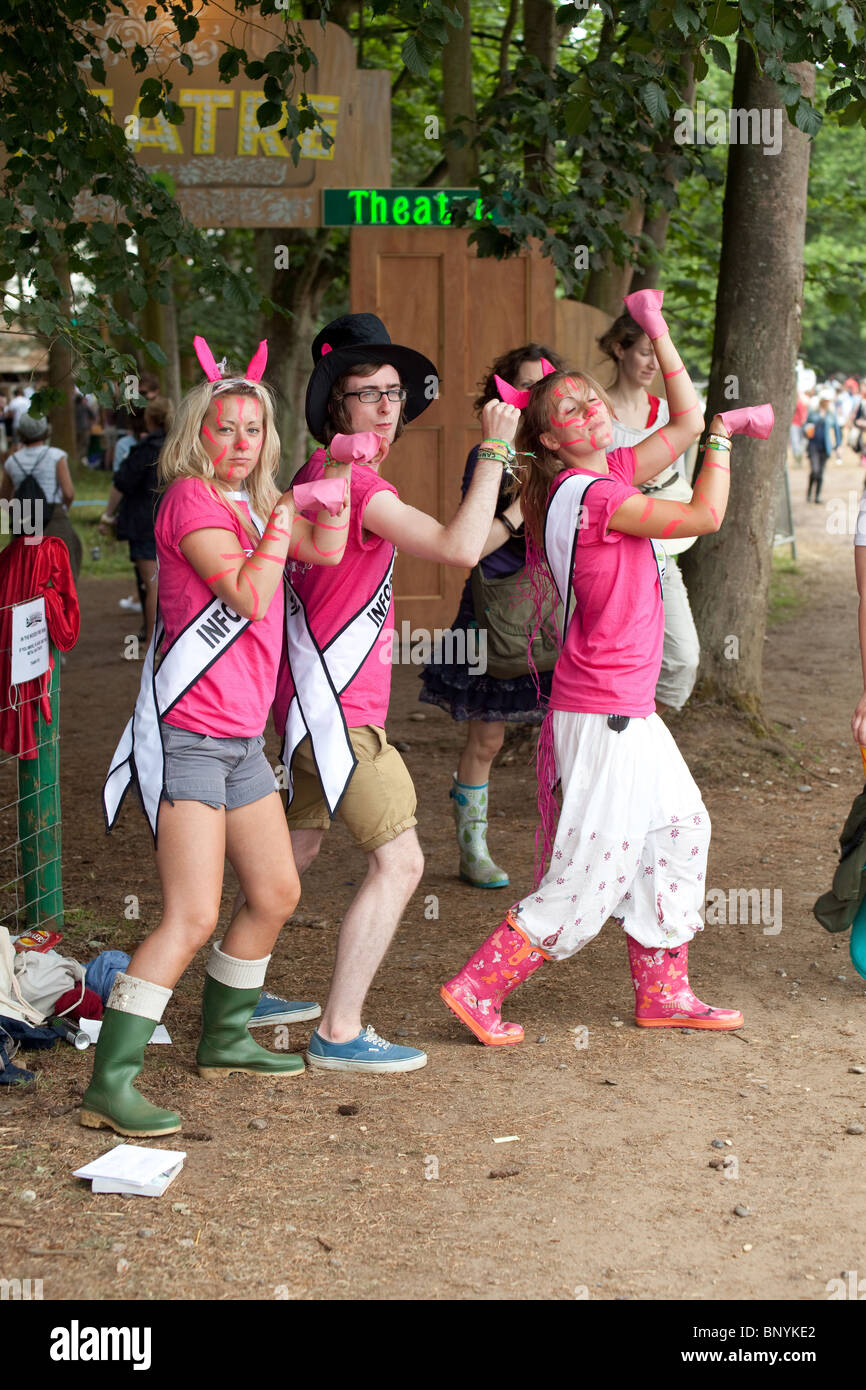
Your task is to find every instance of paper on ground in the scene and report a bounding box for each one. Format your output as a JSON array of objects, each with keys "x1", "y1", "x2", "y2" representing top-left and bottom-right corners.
[
  {"x1": 74, "y1": 1143, "x2": 186, "y2": 1185},
  {"x1": 79, "y1": 1018, "x2": 171, "y2": 1044}
]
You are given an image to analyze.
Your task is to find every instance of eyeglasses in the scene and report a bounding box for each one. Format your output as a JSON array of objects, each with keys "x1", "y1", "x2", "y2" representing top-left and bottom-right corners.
[{"x1": 339, "y1": 387, "x2": 408, "y2": 404}]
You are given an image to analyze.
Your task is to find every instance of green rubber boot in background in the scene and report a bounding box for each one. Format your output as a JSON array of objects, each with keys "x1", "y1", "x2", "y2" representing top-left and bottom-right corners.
[{"x1": 451, "y1": 774, "x2": 509, "y2": 889}]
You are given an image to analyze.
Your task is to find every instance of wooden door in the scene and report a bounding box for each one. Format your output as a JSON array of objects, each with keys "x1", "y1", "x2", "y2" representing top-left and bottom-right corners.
[{"x1": 350, "y1": 228, "x2": 555, "y2": 630}]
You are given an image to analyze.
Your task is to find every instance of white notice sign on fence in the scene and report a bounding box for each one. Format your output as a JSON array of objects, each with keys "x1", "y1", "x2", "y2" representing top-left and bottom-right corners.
[{"x1": 11, "y1": 596, "x2": 49, "y2": 686}]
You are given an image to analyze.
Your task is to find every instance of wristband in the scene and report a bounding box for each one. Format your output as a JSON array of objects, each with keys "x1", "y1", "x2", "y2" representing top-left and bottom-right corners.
[
  {"x1": 500, "y1": 513, "x2": 523, "y2": 537},
  {"x1": 705, "y1": 433, "x2": 732, "y2": 449},
  {"x1": 100, "y1": 512, "x2": 117, "y2": 524}
]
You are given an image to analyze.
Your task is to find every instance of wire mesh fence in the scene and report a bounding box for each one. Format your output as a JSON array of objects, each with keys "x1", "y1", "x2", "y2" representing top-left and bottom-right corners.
[{"x1": 0, "y1": 593, "x2": 62, "y2": 932}]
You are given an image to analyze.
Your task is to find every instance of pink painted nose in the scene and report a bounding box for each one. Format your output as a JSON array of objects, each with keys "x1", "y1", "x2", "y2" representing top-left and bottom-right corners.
[{"x1": 236, "y1": 439, "x2": 250, "y2": 451}]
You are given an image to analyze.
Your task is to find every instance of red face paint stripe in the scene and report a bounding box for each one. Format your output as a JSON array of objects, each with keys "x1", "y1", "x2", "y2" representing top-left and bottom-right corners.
[
  {"x1": 702, "y1": 459, "x2": 730, "y2": 472},
  {"x1": 670, "y1": 404, "x2": 700, "y2": 417},
  {"x1": 657, "y1": 430, "x2": 676, "y2": 461},
  {"x1": 661, "y1": 519, "x2": 687, "y2": 538},
  {"x1": 313, "y1": 519, "x2": 350, "y2": 533},
  {"x1": 662, "y1": 365, "x2": 684, "y2": 379},
  {"x1": 312, "y1": 541, "x2": 345, "y2": 558},
  {"x1": 254, "y1": 552, "x2": 286, "y2": 564},
  {"x1": 204, "y1": 567, "x2": 237, "y2": 583},
  {"x1": 639, "y1": 499, "x2": 654, "y2": 523}
]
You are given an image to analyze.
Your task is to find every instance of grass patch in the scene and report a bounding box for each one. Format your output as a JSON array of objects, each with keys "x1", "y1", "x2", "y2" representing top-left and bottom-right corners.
[{"x1": 767, "y1": 552, "x2": 806, "y2": 627}]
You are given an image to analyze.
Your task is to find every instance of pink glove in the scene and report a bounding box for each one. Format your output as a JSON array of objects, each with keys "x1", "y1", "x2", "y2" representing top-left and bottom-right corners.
[
  {"x1": 716, "y1": 404, "x2": 775, "y2": 440},
  {"x1": 292, "y1": 478, "x2": 347, "y2": 517},
  {"x1": 328, "y1": 431, "x2": 388, "y2": 466},
  {"x1": 623, "y1": 288, "x2": 668, "y2": 340}
]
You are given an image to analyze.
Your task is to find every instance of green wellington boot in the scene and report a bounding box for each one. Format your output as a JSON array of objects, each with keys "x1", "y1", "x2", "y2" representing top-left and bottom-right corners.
[
  {"x1": 196, "y1": 944, "x2": 304, "y2": 1080},
  {"x1": 80, "y1": 975, "x2": 181, "y2": 1136},
  {"x1": 451, "y1": 774, "x2": 509, "y2": 889}
]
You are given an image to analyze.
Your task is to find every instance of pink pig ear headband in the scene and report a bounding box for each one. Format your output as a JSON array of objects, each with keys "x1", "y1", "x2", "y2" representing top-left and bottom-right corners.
[
  {"x1": 493, "y1": 356, "x2": 557, "y2": 409},
  {"x1": 193, "y1": 335, "x2": 268, "y2": 393}
]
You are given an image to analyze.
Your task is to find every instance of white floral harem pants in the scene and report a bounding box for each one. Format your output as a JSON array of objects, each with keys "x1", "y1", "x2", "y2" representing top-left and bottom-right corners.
[{"x1": 510, "y1": 711, "x2": 709, "y2": 961}]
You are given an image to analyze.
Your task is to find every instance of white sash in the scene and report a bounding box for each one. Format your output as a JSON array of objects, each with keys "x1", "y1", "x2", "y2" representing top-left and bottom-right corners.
[
  {"x1": 104, "y1": 493, "x2": 267, "y2": 841},
  {"x1": 103, "y1": 596, "x2": 252, "y2": 842},
  {"x1": 280, "y1": 546, "x2": 395, "y2": 816},
  {"x1": 544, "y1": 472, "x2": 666, "y2": 645}
]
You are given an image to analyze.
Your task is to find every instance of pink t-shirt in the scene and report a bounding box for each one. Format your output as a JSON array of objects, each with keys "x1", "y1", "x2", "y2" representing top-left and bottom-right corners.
[
  {"x1": 273, "y1": 450, "x2": 398, "y2": 733},
  {"x1": 155, "y1": 477, "x2": 284, "y2": 738},
  {"x1": 548, "y1": 447, "x2": 665, "y2": 718}
]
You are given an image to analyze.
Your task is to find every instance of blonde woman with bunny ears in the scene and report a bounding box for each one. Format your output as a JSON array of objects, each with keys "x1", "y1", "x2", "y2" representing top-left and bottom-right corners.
[{"x1": 84, "y1": 339, "x2": 352, "y2": 1138}]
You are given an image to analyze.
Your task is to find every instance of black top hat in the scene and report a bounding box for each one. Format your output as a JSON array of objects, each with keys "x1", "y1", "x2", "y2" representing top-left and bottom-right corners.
[{"x1": 305, "y1": 313, "x2": 438, "y2": 443}]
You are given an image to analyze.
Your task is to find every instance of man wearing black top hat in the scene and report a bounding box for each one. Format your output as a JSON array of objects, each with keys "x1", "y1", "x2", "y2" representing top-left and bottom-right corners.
[{"x1": 271, "y1": 313, "x2": 519, "y2": 1072}]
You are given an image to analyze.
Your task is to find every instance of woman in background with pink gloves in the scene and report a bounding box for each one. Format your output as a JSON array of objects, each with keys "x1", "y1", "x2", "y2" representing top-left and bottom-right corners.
[{"x1": 441, "y1": 290, "x2": 773, "y2": 1046}]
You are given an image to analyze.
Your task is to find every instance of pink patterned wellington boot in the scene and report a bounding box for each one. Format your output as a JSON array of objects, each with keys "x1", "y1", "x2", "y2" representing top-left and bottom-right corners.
[
  {"x1": 441, "y1": 916, "x2": 549, "y2": 1046},
  {"x1": 627, "y1": 936, "x2": 744, "y2": 1030}
]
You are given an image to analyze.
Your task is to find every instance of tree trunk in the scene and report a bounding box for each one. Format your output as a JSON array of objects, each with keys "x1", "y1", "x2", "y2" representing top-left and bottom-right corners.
[
  {"x1": 255, "y1": 228, "x2": 340, "y2": 483},
  {"x1": 630, "y1": 58, "x2": 696, "y2": 292},
  {"x1": 49, "y1": 258, "x2": 76, "y2": 469},
  {"x1": 582, "y1": 195, "x2": 645, "y2": 313},
  {"x1": 160, "y1": 267, "x2": 182, "y2": 405},
  {"x1": 680, "y1": 46, "x2": 814, "y2": 712},
  {"x1": 522, "y1": 0, "x2": 561, "y2": 191},
  {"x1": 441, "y1": 0, "x2": 477, "y2": 184}
]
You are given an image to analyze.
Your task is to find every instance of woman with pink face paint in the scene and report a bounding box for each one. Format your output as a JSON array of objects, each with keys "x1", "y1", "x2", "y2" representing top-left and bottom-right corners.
[
  {"x1": 441, "y1": 290, "x2": 774, "y2": 1047},
  {"x1": 420, "y1": 342, "x2": 566, "y2": 890},
  {"x1": 84, "y1": 341, "x2": 353, "y2": 1138}
]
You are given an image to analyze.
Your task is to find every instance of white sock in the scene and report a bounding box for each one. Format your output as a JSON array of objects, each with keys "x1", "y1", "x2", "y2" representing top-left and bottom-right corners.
[
  {"x1": 107, "y1": 972, "x2": 172, "y2": 1023},
  {"x1": 206, "y1": 940, "x2": 270, "y2": 991}
]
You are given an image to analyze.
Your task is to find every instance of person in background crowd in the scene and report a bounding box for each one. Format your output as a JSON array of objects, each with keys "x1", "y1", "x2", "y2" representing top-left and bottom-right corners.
[
  {"x1": 598, "y1": 311, "x2": 700, "y2": 715},
  {"x1": 100, "y1": 409, "x2": 149, "y2": 622},
  {"x1": 419, "y1": 342, "x2": 565, "y2": 889},
  {"x1": 74, "y1": 389, "x2": 95, "y2": 467},
  {"x1": 103, "y1": 398, "x2": 173, "y2": 646},
  {"x1": 805, "y1": 395, "x2": 837, "y2": 502},
  {"x1": 6, "y1": 384, "x2": 31, "y2": 443},
  {"x1": 0, "y1": 412, "x2": 82, "y2": 579},
  {"x1": 790, "y1": 389, "x2": 810, "y2": 467},
  {"x1": 853, "y1": 384, "x2": 866, "y2": 471}
]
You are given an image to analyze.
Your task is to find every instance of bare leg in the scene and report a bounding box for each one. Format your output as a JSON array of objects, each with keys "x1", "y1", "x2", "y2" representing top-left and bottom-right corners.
[
  {"x1": 136, "y1": 558, "x2": 158, "y2": 644},
  {"x1": 222, "y1": 792, "x2": 300, "y2": 959},
  {"x1": 317, "y1": 828, "x2": 424, "y2": 1043},
  {"x1": 126, "y1": 799, "x2": 227, "y2": 988},
  {"x1": 457, "y1": 719, "x2": 505, "y2": 786}
]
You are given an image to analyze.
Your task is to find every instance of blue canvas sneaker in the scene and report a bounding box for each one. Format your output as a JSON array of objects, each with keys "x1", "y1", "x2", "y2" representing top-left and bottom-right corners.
[
  {"x1": 305, "y1": 1025, "x2": 427, "y2": 1073},
  {"x1": 247, "y1": 992, "x2": 322, "y2": 1029}
]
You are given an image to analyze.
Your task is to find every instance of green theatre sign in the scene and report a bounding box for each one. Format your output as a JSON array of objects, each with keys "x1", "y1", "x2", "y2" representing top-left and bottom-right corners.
[{"x1": 322, "y1": 188, "x2": 503, "y2": 227}]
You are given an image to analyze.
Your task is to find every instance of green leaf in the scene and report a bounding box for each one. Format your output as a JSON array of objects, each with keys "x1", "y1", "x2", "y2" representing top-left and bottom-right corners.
[
  {"x1": 145, "y1": 340, "x2": 168, "y2": 366},
  {"x1": 705, "y1": 38, "x2": 731, "y2": 72},
  {"x1": 401, "y1": 34, "x2": 429, "y2": 77},
  {"x1": 255, "y1": 101, "x2": 283, "y2": 129},
  {"x1": 707, "y1": 3, "x2": 740, "y2": 37},
  {"x1": 564, "y1": 98, "x2": 592, "y2": 137},
  {"x1": 642, "y1": 81, "x2": 669, "y2": 123},
  {"x1": 794, "y1": 99, "x2": 822, "y2": 137}
]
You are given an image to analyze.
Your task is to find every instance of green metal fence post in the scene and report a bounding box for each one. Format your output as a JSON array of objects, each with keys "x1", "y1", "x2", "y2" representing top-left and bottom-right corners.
[{"x1": 18, "y1": 641, "x2": 63, "y2": 927}]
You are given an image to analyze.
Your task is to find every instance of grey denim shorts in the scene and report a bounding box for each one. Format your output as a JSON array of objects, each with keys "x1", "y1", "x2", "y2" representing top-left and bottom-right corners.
[{"x1": 160, "y1": 722, "x2": 277, "y2": 812}]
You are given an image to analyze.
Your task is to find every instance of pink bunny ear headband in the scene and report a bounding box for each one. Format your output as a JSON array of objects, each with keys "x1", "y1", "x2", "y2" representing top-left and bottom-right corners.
[
  {"x1": 193, "y1": 336, "x2": 268, "y2": 393},
  {"x1": 493, "y1": 356, "x2": 557, "y2": 409}
]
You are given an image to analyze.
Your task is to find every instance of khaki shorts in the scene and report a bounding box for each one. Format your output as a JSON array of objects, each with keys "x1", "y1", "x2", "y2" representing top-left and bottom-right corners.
[{"x1": 285, "y1": 726, "x2": 417, "y2": 853}]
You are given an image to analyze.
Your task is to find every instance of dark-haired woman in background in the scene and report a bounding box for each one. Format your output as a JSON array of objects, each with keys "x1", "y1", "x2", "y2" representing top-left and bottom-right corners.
[{"x1": 420, "y1": 343, "x2": 565, "y2": 889}]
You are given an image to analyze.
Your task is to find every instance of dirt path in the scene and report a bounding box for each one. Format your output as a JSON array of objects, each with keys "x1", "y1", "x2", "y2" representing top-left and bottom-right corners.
[{"x1": 1, "y1": 461, "x2": 865, "y2": 1302}]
